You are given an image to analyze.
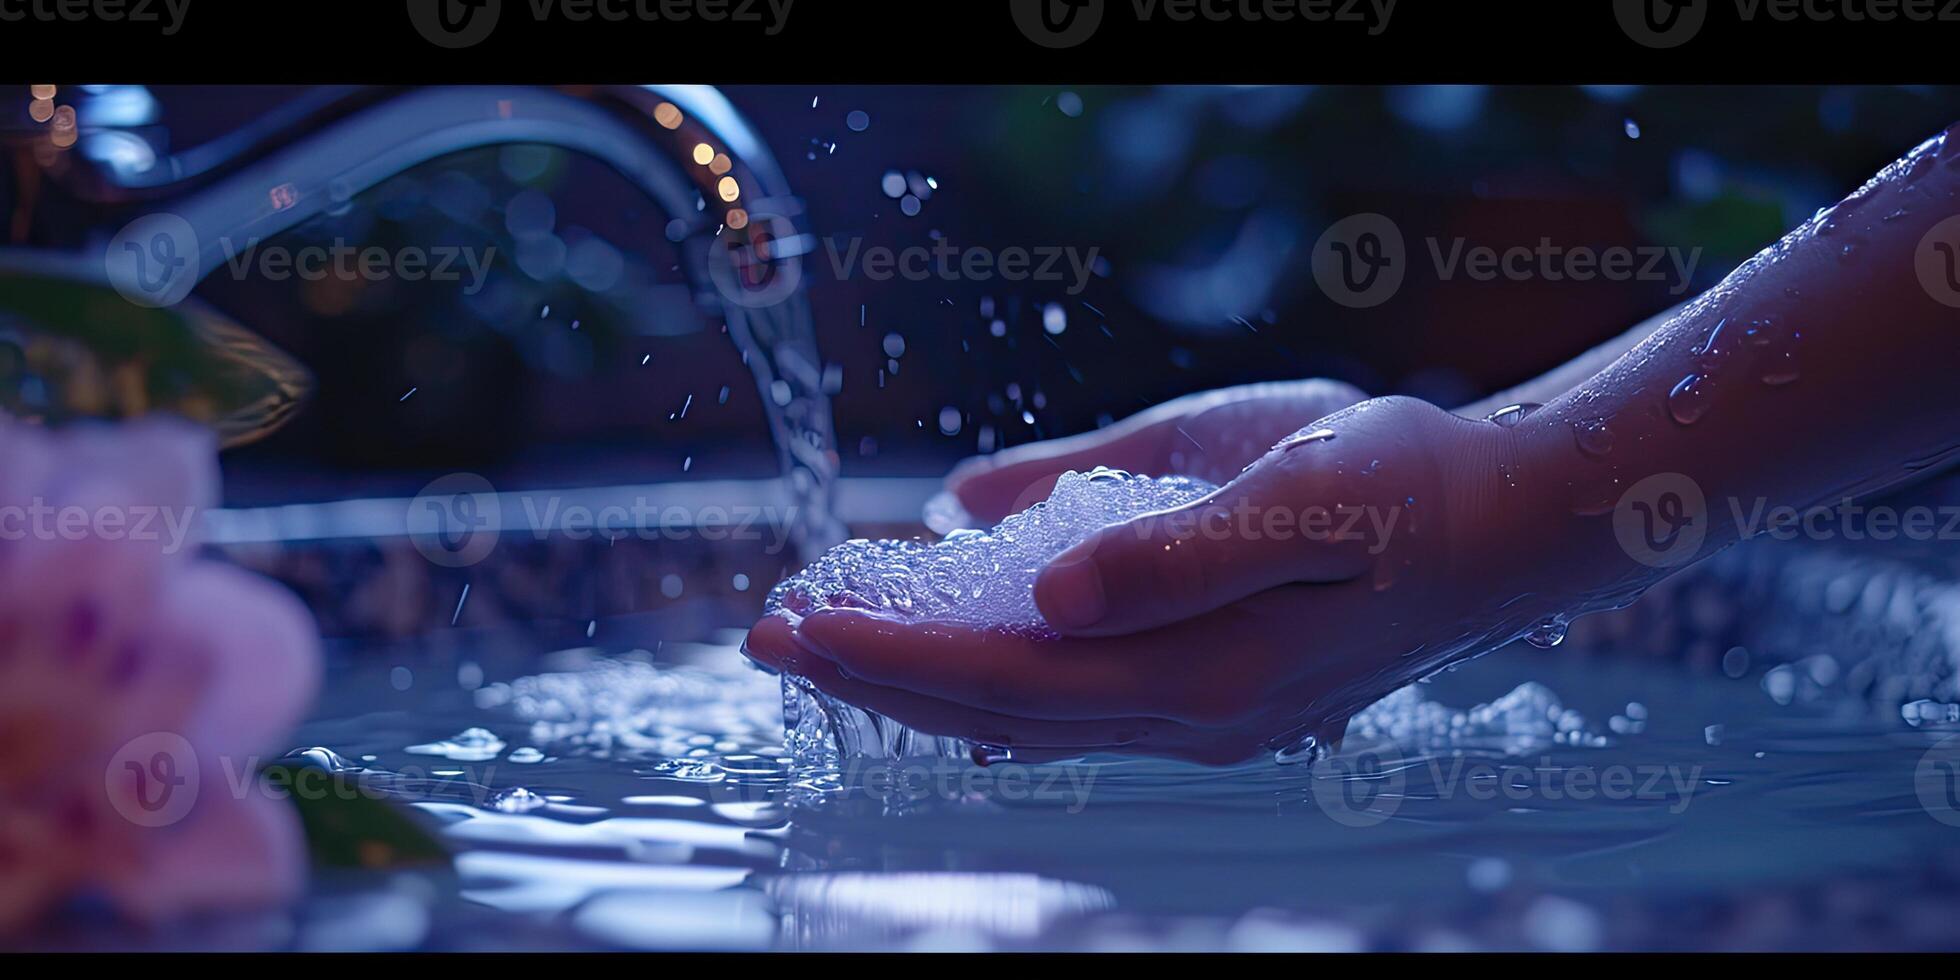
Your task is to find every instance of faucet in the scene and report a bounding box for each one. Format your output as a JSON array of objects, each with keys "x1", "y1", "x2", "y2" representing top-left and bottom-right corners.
[{"x1": 15, "y1": 84, "x2": 847, "y2": 558}]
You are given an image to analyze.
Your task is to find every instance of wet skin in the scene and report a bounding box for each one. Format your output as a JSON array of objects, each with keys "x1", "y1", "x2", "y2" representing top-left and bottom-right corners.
[{"x1": 746, "y1": 124, "x2": 1960, "y2": 764}]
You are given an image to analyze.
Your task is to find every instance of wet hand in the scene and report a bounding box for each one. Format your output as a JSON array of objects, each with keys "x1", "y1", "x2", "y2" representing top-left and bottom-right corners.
[{"x1": 750, "y1": 396, "x2": 1526, "y2": 764}]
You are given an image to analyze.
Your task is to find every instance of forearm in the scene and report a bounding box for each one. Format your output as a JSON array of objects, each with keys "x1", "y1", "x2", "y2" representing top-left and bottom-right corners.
[{"x1": 1485, "y1": 126, "x2": 1960, "y2": 611}]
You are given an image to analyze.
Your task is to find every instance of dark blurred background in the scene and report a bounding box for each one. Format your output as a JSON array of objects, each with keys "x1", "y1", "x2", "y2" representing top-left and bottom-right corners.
[{"x1": 7, "y1": 84, "x2": 1960, "y2": 502}]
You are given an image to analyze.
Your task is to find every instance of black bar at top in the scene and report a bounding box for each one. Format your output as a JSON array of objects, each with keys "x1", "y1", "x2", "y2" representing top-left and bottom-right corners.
[{"x1": 0, "y1": 1, "x2": 1955, "y2": 83}]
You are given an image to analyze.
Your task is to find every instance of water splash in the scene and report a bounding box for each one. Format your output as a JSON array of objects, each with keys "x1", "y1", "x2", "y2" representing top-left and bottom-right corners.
[{"x1": 764, "y1": 469, "x2": 1217, "y2": 766}]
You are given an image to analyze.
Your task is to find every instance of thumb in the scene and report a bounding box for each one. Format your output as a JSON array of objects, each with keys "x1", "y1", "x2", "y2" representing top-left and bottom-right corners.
[{"x1": 1032, "y1": 438, "x2": 1383, "y2": 637}]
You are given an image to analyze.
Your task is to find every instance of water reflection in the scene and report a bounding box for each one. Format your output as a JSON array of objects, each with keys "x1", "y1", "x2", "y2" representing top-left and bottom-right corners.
[{"x1": 267, "y1": 619, "x2": 1960, "y2": 951}]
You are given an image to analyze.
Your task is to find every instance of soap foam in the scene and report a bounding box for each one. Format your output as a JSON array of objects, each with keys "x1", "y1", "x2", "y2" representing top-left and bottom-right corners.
[
  {"x1": 766, "y1": 467, "x2": 1217, "y2": 633},
  {"x1": 765, "y1": 468, "x2": 1215, "y2": 765},
  {"x1": 761, "y1": 468, "x2": 1615, "y2": 769}
]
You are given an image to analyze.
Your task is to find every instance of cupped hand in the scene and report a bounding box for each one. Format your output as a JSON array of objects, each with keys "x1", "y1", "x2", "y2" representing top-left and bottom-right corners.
[
  {"x1": 749, "y1": 396, "x2": 1547, "y2": 764},
  {"x1": 940, "y1": 379, "x2": 1368, "y2": 527}
]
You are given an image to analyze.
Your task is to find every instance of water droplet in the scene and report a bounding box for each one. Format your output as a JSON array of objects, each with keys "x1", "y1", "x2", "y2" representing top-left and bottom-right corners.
[
  {"x1": 489, "y1": 787, "x2": 549, "y2": 813},
  {"x1": 1523, "y1": 615, "x2": 1570, "y2": 649},
  {"x1": 1486, "y1": 403, "x2": 1541, "y2": 428},
  {"x1": 1272, "y1": 732, "x2": 1329, "y2": 766},
  {"x1": 1277, "y1": 428, "x2": 1337, "y2": 450},
  {"x1": 970, "y1": 743, "x2": 1013, "y2": 767},
  {"x1": 1667, "y1": 374, "x2": 1712, "y2": 425},
  {"x1": 280, "y1": 746, "x2": 363, "y2": 773},
  {"x1": 1572, "y1": 418, "x2": 1614, "y2": 457},
  {"x1": 1692, "y1": 317, "x2": 1730, "y2": 371},
  {"x1": 1042, "y1": 303, "x2": 1067, "y2": 335},
  {"x1": 648, "y1": 759, "x2": 727, "y2": 782},
  {"x1": 1903, "y1": 699, "x2": 1960, "y2": 727}
]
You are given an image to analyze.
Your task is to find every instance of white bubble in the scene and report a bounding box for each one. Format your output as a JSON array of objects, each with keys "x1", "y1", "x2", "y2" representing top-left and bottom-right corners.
[
  {"x1": 768, "y1": 468, "x2": 1215, "y2": 631},
  {"x1": 1042, "y1": 303, "x2": 1067, "y2": 335}
]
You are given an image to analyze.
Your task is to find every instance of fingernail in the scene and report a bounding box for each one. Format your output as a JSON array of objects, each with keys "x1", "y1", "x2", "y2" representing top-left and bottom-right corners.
[{"x1": 1038, "y1": 555, "x2": 1106, "y2": 629}]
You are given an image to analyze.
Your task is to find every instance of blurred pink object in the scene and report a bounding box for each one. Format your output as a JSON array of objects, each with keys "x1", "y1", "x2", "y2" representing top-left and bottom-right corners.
[{"x1": 0, "y1": 412, "x2": 321, "y2": 933}]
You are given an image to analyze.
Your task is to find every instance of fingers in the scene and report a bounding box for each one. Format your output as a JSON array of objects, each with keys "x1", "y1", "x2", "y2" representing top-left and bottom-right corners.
[
  {"x1": 944, "y1": 419, "x2": 1167, "y2": 525},
  {"x1": 750, "y1": 587, "x2": 1384, "y2": 764},
  {"x1": 1033, "y1": 439, "x2": 1380, "y2": 637},
  {"x1": 944, "y1": 380, "x2": 1368, "y2": 524},
  {"x1": 1169, "y1": 379, "x2": 1369, "y2": 483},
  {"x1": 745, "y1": 613, "x2": 1164, "y2": 751},
  {"x1": 788, "y1": 655, "x2": 1159, "y2": 754},
  {"x1": 792, "y1": 611, "x2": 1177, "y2": 721}
]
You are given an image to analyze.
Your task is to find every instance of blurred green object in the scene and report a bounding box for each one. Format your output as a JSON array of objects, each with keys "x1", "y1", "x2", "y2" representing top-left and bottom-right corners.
[
  {"x1": 0, "y1": 254, "x2": 311, "y2": 447},
  {"x1": 260, "y1": 761, "x2": 451, "y2": 871}
]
